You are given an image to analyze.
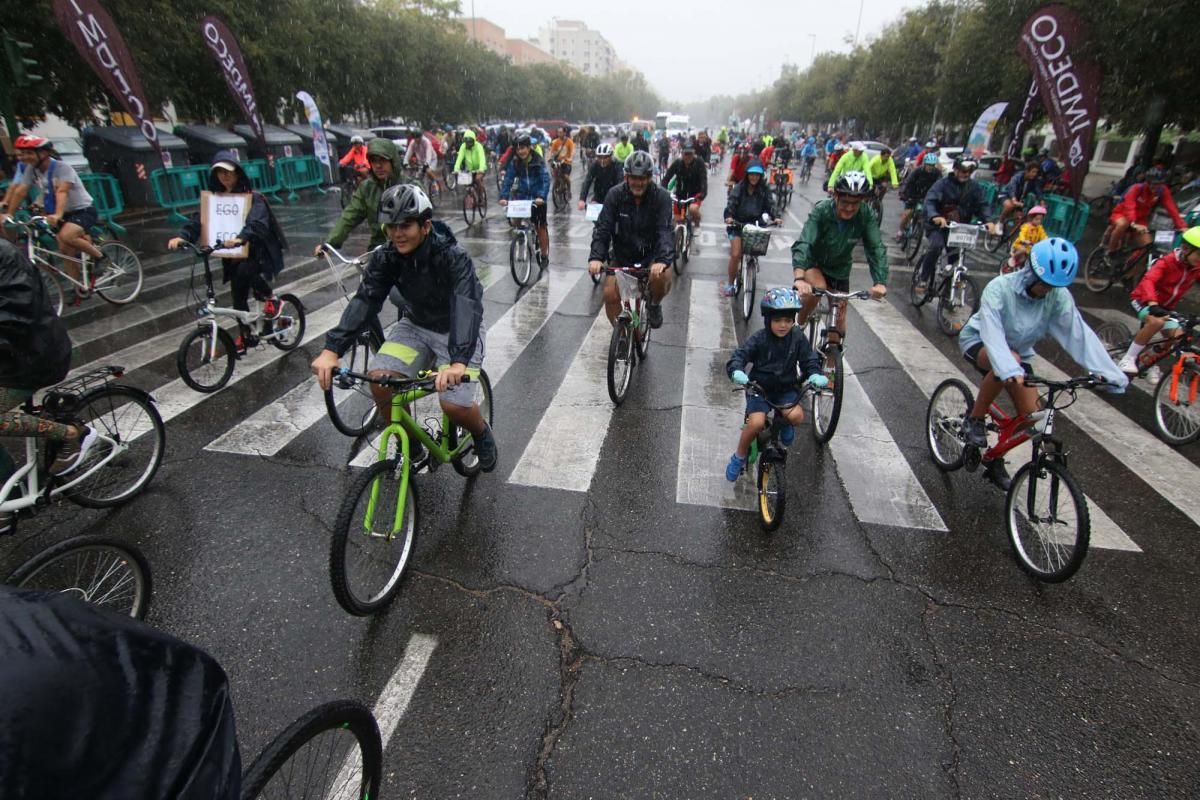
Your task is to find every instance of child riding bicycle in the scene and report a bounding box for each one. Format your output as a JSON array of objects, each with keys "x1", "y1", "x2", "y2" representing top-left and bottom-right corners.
[
  {"x1": 1003, "y1": 204, "x2": 1048, "y2": 273},
  {"x1": 1116, "y1": 226, "x2": 1200, "y2": 375}
]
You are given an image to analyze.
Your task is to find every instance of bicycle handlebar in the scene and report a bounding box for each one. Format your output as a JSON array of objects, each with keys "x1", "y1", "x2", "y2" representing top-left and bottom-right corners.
[
  {"x1": 1023, "y1": 373, "x2": 1108, "y2": 392},
  {"x1": 733, "y1": 380, "x2": 814, "y2": 409},
  {"x1": 333, "y1": 367, "x2": 473, "y2": 390},
  {"x1": 812, "y1": 288, "x2": 871, "y2": 301},
  {"x1": 318, "y1": 242, "x2": 367, "y2": 267},
  {"x1": 602, "y1": 265, "x2": 652, "y2": 275},
  {"x1": 176, "y1": 240, "x2": 217, "y2": 258}
]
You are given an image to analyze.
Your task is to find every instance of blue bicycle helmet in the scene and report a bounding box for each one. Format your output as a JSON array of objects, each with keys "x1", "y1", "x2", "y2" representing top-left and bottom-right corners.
[
  {"x1": 1029, "y1": 237, "x2": 1078, "y2": 287},
  {"x1": 760, "y1": 287, "x2": 803, "y2": 323},
  {"x1": 746, "y1": 159, "x2": 765, "y2": 175},
  {"x1": 922, "y1": 153, "x2": 940, "y2": 166}
]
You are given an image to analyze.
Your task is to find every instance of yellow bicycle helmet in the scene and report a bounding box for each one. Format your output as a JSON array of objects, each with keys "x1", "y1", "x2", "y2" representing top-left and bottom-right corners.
[{"x1": 1182, "y1": 226, "x2": 1200, "y2": 250}]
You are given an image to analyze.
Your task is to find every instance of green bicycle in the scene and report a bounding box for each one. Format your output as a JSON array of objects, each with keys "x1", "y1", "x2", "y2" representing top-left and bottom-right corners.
[{"x1": 328, "y1": 368, "x2": 494, "y2": 616}]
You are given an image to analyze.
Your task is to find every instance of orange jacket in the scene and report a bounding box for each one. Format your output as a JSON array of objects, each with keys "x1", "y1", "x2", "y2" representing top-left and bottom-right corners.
[{"x1": 339, "y1": 144, "x2": 368, "y2": 170}]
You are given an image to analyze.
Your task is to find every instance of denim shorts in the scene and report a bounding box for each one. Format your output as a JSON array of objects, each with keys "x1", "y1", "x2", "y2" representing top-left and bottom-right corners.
[
  {"x1": 745, "y1": 387, "x2": 800, "y2": 417},
  {"x1": 369, "y1": 317, "x2": 485, "y2": 408}
]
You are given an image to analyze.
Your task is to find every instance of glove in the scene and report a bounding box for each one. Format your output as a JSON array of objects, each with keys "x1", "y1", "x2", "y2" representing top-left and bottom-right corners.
[
  {"x1": 1148, "y1": 305, "x2": 1169, "y2": 318},
  {"x1": 806, "y1": 373, "x2": 830, "y2": 389},
  {"x1": 731, "y1": 370, "x2": 749, "y2": 386}
]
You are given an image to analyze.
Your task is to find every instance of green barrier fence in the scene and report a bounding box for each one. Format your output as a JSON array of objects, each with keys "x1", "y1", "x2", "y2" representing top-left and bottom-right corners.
[
  {"x1": 149, "y1": 165, "x2": 211, "y2": 224},
  {"x1": 276, "y1": 155, "x2": 328, "y2": 202},
  {"x1": 80, "y1": 173, "x2": 127, "y2": 238},
  {"x1": 241, "y1": 159, "x2": 282, "y2": 202},
  {"x1": 1042, "y1": 194, "x2": 1089, "y2": 242},
  {"x1": 977, "y1": 180, "x2": 999, "y2": 214}
]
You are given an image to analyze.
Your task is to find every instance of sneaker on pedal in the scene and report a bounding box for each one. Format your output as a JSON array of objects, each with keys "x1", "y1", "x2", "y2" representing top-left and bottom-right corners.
[
  {"x1": 983, "y1": 458, "x2": 1012, "y2": 491},
  {"x1": 963, "y1": 415, "x2": 988, "y2": 449},
  {"x1": 50, "y1": 426, "x2": 100, "y2": 476},
  {"x1": 780, "y1": 425, "x2": 796, "y2": 447},
  {"x1": 1116, "y1": 353, "x2": 1140, "y2": 377},
  {"x1": 647, "y1": 303, "x2": 664, "y2": 329},
  {"x1": 405, "y1": 439, "x2": 430, "y2": 470},
  {"x1": 261, "y1": 297, "x2": 282, "y2": 319},
  {"x1": 473, "y1": 423, "x2": 498, "y2": 473},
  {"x1": 725, "y1": 453, "x2": 746, "y2": 482},
  {"x1": 720, "y1": 282, "x2": 737, "y2": 297}
]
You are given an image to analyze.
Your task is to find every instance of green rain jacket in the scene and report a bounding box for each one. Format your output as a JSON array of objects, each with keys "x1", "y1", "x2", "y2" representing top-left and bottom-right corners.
[
  {"x1": 790, "y1": 198, "x2": 889, "y2": 285},
  {"x1": 328, "y1": 138, "x2": 404, "y2": 250}
]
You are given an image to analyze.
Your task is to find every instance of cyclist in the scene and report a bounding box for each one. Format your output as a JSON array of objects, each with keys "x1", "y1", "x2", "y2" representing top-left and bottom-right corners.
[
  {"x1": 0, "y1": 238, "x2": 95, "y2": 489},
  {"x1": 826, "y1": 142, "x2": 845, "y2": 176},
  {"x1": 633, "y1": 130, "x2": 651, "y2": 153},
  {"x1": 895, "y1": 152, "x2": 942, "y2": 242},
  {"x1": 958, "y1": 238, "x2": 1127, "y2": 489},
  {"x1": 724, "y1": 287, "x2": 829, "y2": 481},
  {"x1": 338, "y1": 135, "x2": 369, "y2": 184},
  {"x1": 866, "y1": 146, "x2": 899, "y2": 216},
  {"x1": 996, "y1": 159, "x2": 1043, "y2": 230},
  {"x1": 406, "y1": 130, "x2": 444, "y2": 193},
  {"x1": 695, "y1": 130, "x2": 713, "y2": 166},
  {"x1": 4, "y1": 135, "x2": 105, "y2": 293},
  {"x1": 800, "y1": 137, "x2": 819, "y2": 178},
  {"x1": 759, "y1": 138, "x2": 776, "y2": 169},
  {"x1": 722, "y1": 159, "x2": 779, "y2": 297},
  {"x1": 500, "y1": 134, "x2": 550, "y2": 266},
  {"x1": 773, "y1": 136, "x2": 792, "y2": 168},
  {"x1": 662, "y1": 139, "x2": 707, "y2": 229},
  {"x1": 1104, "y1": 166, "x2": 1187, "y2": 268},
  {"x1": 913, "y1": 139, "x2": 940, "y2": 166},
  {"x1": 495, "y1": 125, "x2": 513, "y2": 161},
  {"x1": 1004, "y1": 204, "x2": 1048, "y2": 272},
  {"x1": 586, "y1": 151, "x2": 674, "y2": 329},
  {"x1": 1116, "y1": 226, "x2": 1200, "y2": 375},
  {"x1": 548, "y1": 127, "x2": 576, "y2": 189},
  {"x1": 791, "y1": 171, "x2": 888, "y2": 343},
  {"x1": 310, "y1": 184, "x2": 497, "y2": 472},
  {"x1": 897, "y1": 137, "x2": 921, "y2": 168},
  {"x1": 168, "y1": 152, "x2": 289, "y2": 357},
  {"x1": 827, "y1": 141, "x2": 872, "y2": 192},
  {"x1": 583, "y1": 125, "x2": 601, "y2": 160},
  {"x1": 452, "y1": 129, "x2": 488, "y2": 195},
  {"x1": 656, "y1": 133, "x2": 671, "y2": 174},
  {"x1": 317, "y1": 137, "x2": 405, "y2": 257},
  {"x1": 717, "y1": 127, "x2": 730, "y2": 153},
  {"x1": 578, "y1": 143, "x2": 623, "y2": 209},
  {"x1": 727, "y1": 144, "x2": 753, "y2": 188},
  {"x1": 914, "y1": 156, "x2": 996, "y2": 295},
  {"x1": 0, "y1": 144, "x2": 38, "y2": 242},
  {"x1": 614, "y1": 132, "x2": 634, "y2": 163}
]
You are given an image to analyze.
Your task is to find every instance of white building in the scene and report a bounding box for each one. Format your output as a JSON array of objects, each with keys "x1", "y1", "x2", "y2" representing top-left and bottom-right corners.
[{"x1": 535, "y1": 19, "x2": 618, "y2": 77}]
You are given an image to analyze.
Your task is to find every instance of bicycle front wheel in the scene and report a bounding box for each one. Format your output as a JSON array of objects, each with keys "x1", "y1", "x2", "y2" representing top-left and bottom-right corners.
[
  {"x1": 325, "y1": 327, "x2": 381, "y2": 437},
  {"x1": 67, "y1": 385, "x2": 166, "y2": 508},
  {"x1": 240, "y1": 699, "x2": 382, "y2": 800},
  {"x1": 673, "y1": 226, "x2": 685, "y2": 273},
  {"x1": 936, "y1": 273, "x2": 980, "y2": 336},
  {"x1": 1006, "y1": 459, "x2": 1089, "y2": 582},
  {"x1": 267, "y1": 294, "x2": 306, "y2": 351},
  {"x1": 510, "y1": 234, "x2": 534, "y2": 286},
  {"x1": 178, "y1": 325, "x2": 236, "y2": 393},
  {"x1": 330, "y1": 459, "x2": 418, "y2": 616},
  {"x1": 1083, "y1": 246, "x2": 1115, "y2": 293},
  {"x1": 908, "y1": 258, "x2": 929, "y2": 307},
  {"x1": 94, "y1": 241, "x2": 143, "y2": 304},
  {"x1": 1094, "y1": 320, "x2": 1133, "y2": 358},
  {"x1": 462, "y1": 188, "x2": 478, "y2": 226},
  {"x1": 926, "y1": 379, "x2": 972, "y2": 471},
  {"x1": 6, "y1": 535, "x2": 151, "y2": 619},
  {"x1": 904, "y1": 222, "x2": 923, "y2": 262},
  {"x1": 1153, "y1": 366, "x2": 1200, "y2": 446},
  {"x1": 757, "y1": 459, "x2": 786, "y2": 532},
  {"x1": 607, "y1": 320, "x2": 634, "y2": 405},
  {"x1": 39, "y1": 263, "x2": 65, "y2": 317},
  {"x1": 982, "y1": 223, "x2": 1005, "y2": 253},
  {"x1": 451, "y1": 369, "x2": 495, "y2": 477},
  {"x1": 739, "y1": 257, "x2": 757, "y2": 321},
  {"x1": 811, "y1": 345, "x2": 844, "y2": 444}
]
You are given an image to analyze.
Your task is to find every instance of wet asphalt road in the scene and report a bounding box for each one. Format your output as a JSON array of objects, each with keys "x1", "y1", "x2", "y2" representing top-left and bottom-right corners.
[{"x1": 5, "y1": 157, "x2": 1200, "y2": 799}]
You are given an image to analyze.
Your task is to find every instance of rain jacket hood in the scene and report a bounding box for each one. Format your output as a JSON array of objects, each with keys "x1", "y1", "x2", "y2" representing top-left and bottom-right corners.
[
  {"x1": 206, "y1": 150, "x2": 251, "y2": 192},
  {"x1": 328, "y1": 138, "x2": 404, "y2": 249},
  {"x1": 0, "y1": 239, "x2": 72, "y2": 390}
]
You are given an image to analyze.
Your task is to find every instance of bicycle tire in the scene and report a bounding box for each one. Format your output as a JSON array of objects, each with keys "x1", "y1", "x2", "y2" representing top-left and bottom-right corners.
[
  {"x1": 37, "y1": 263, "x2": 65, "y2": 317},
  {"x1": 982, "y1": 223, "x2": 1005, "y2": 253},
  {"x1": 478, "y1": 186, "x2": 488, "y2": 219},
  {"x1": 904, "y1": 221, "x2": 923, "y2": 262},
  {"x1": 1083, "y1": 246, "x2": 1115, "y2": 293},
  {"x1": 607, "y1": 321, "x2": 634, "y2": 405},
  {"x1": 811, "y1": 344, "x2": 844, "y2": 444},
  {"x1": 1005, "y1": 459, "x2": 1089, "y2": 582},
  {"x1": 6, "y1": 535, "x2": 152, "y2": 619},
  {"x1": 324, "y1": 329, "x2": 381, "y2": 437},
  {"x1": 739, "y1": 256, "x2": 757, "y2": 321},
  {"x1": 1094, "y1": 320, "x2": 1134, "y2": 357},
  {"x1": 680, "y1": 222, "x2": 691, "y2": 268},
  {"x1": 757, "y1": 459, "x2": 786, "y2": 532},
  {"x1": 267, "y1": 294, "x2": 305, "y2": 351},
  {"x1": 339, "y1": 180, "x2": 354, "y2": 209},
  {"x1": 330, "y1": 459, "x2": 418, "y2": 616},
  {"x1": 1152, "y1": 366, "x2": 1200, "y2": 446},
  {"x1": 450, "y1": 369, "x2": 495, "y2": 477},
  {"x1": 93, "y1": 242, "x2": 143, "y2": 304},
  {"x1": 673, "y1": 226, "x2": 685, "y2": 274},
  {"x1": 178, "y1": 325, "x2": 236, "y2": 393},
  {"x1": 239, "y1": 699, "x2": 382, "y2": 800},
  {"x1": 510, "y1": 233, "x2": 534, "y2": 286},
  {"x1": 926, "y1": 379, "x2": 972, "y2": 471},
  {"x1": 909, "y1": 257, "x2": 930, "y2": 307},
  {"x1": 553, "y1": 181, "x2": 569, "y2": 212},
  {"x1": 634, "y1": 302, "x2": 651, "y2": 361},
  {"x1": 936, "y1": 273, "x2": 979, "y2": 336},
  {"x1": 462, "y1": 188, "x2": 477, "y2": 226},
  {"x1": 424, "y1": 177, "x2": 440, "y2": 209}
]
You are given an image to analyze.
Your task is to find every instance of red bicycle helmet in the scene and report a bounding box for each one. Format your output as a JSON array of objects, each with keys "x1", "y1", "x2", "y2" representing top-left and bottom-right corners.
[{"x1": 13, "y1": 135, "x2": 51, "y2": 150}]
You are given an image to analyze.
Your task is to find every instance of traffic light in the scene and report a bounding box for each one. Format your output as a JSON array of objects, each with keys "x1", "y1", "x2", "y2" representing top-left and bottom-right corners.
[{"x1": 2, "y1": 33, "x2": 42, "y2": 87}]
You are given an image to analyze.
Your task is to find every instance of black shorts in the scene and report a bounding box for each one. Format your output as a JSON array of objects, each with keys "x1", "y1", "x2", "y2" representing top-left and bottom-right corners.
[
  {"x1": 61, "y1": 206, "x2": 99, "y2": 232},
  {"x1": 963, "y1": 342, "x2": 1034, "y2": 378},
  {"x1": 802, "y1": 270, "x2": 849, "y2": 293}
]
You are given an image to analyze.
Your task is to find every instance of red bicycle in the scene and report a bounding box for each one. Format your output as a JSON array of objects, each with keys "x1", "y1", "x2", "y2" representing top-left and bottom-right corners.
[{"x1": 925, "y1": 372, "x2": 1109, "y2": 581}]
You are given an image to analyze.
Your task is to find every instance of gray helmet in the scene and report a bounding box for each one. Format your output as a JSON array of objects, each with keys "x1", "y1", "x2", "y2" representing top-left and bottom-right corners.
[
  {"x1": 624, "y1": 150, "x2": 654, "y2": 178},
  {"x1": 833, "y1": 171, "x2": 871, "y2": 197},
  {"x1": 378, "y1": 183, "x2": 433, "y2": 225}
]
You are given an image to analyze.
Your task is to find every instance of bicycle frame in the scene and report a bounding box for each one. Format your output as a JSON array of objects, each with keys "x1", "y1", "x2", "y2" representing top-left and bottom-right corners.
[
  {"x1": 183, "y1": 243, "x2": 291, "y2": 356},
  {"x1": 16, "y1": 216, "x2": 106, "y2": 293},
  {"x1": 605, "y1": 266, "x2": 651, "y2": 323}
]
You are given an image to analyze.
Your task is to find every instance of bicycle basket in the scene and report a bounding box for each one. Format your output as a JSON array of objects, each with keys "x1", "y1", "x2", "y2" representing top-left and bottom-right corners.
[
  {"x1": 742, "y1": 225, "x2": 772, "y2": 256},
  {"x1": 947, "y1": 225, "x2": 980, "y2": 249}
]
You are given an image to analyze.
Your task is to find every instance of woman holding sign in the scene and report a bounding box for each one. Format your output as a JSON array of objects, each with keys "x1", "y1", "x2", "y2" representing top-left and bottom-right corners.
[{"x1": 168, "y1": 152, "x2": 288, "y2": 356}]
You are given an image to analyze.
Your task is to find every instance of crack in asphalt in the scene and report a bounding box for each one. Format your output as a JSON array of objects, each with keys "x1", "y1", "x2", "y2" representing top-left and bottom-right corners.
[
  {"x1": 591, "y1": 542, "x2": 886, "y2": 586},
  {"x1": 920, "y1": 600, "x2": 963, "y2": 798},
  {"x1": 583, "y1": 653, "x2": 843, "y2": 699}
]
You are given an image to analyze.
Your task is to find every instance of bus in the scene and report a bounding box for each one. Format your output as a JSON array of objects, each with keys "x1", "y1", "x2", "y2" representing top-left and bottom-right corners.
[{"x1": 655, "y1": 111, "x2": 670, "y2": 132}]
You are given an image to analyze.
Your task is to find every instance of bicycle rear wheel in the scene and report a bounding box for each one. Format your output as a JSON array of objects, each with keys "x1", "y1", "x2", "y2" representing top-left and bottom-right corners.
[
  {"x1": 510, "y1": 233, "x2": 534, "y2": 286},
  {"x1": 936, "y1": 273, "x2": 979, "y2": 336},
  {"x1": 1153, "y1": 366, "x2": 1200, "y2": 446},
  {"x1": 450, "y1": 369, "x2": 495, "y2": 477},
  {"x1": 607, "y1": 320, "x2": 634, "y2": 405},
  {"x1": 983, "y1": 221, "x2": 1009, "y2": 253},
  {"x1": 811, "y1": 344, "x2": 844, "y2": 444},
  {"x1": 67, "y1": 385, "x2": 166, "y2": 508},
  {"x1": 267, "y1": 294, "x2": 305, "y2": 351},
  {"x1": 240, "y1": 699, "x2": 382, "y2": 800},
  {"x1": 325, "y1": 326, "x2": 382, "y2": 437},
  {"x1": 94, "y1": 242, "x2": 143, "y2": 304},
  {"x1": 178, "y1": 325, "x2": 236, "y2": 392},
  {"x1": 926, "y1": 379, "x2": 971, "y2": 471},
  {"x1": 739, "y1": 256, "x2": 757, "y2": 321},
  {"x1": 1006, "y1": 459, "x2": 1089, "y2": 582},
  {"x1": 330, "y1": 459, "x2": 418, "y2": 616},
  {"x1": 1083, "y1": 246, "x2": 1115, "y2": 293},
  {"x1": 6, "y1": 535, "x2": 151, "y2": 619},
  {"x1": 38, "y1": 263, "x2": 65, "y2": 317},
  {"x1": 757, "y1": 459, "x2": 786, "y2": 532}
]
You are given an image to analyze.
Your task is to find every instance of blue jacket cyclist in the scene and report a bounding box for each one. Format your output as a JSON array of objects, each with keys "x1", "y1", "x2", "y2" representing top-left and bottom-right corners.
[{"x1": 500, "y1": 134, "x2": 551, "y2": 266}]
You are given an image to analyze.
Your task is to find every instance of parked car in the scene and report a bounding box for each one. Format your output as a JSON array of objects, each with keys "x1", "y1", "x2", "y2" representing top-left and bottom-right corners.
[
  {"x1": 599, "y1": 124, "x2": 616, "y2": 138},
  {"x1": 974, "y1": 153, "x2": 1004, "y2": 182}
]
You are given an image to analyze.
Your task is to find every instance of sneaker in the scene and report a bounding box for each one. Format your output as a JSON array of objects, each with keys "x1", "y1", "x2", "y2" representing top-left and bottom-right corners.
[
  {"x1": 405, "y1": 438, "x2": 430, "y2": 470},
  {"x1": 780, "y1": 425, "x2": 795, "y2": 447},
  {"x1": 234, "y1": 335, "x2": 249, "y2": 358},
  {"x1": 50, "y1": 425, "x2": 100, "y2": 476},
  {"x1": 725, "y1": 453, "x2": 746, "y2": 482},
  {"x1": 261, "y1": 297, "x2": 282, "y2": 319},
  {"x1": 721, "y1": 282, "x2": 737, "y2": 297},
  {"x1": 893, "y1": 231, "x2": 904, "y2": 243},
  {"x1": 983, "y1": 458, "x2": 1012, "y2": 491},
  {"x1": 913, "y1": 280, "x2": 927, "y2": 296},
  {"x1": 647, "y1": 303, "x2": 663, "y2": 329},
  {"x1": 963, "y1": 415, "x2": 988, "y2": 449},
  {"x1": 1116, "y1": 353, "x2": 1140, "y2": 377},
  {"x1": 473, "y1": 424, "x2": 498, "y2": 473}
]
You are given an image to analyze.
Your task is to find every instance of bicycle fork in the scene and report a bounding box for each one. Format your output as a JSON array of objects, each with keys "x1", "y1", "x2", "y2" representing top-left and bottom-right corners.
[{"x1": 1168, "y1": 355, "x2": 1200, "y2": 405}]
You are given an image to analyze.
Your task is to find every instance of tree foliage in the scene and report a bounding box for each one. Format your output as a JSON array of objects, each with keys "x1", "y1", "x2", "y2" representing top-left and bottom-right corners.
[{"x1": 1, "y1": 0, "x2": 660, "y2": 130}]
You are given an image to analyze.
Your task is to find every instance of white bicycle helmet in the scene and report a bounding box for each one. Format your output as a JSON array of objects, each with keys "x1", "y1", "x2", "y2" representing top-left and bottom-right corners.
[{"x1": 596, "y1": 143, "x2": 613, "y2": 157}]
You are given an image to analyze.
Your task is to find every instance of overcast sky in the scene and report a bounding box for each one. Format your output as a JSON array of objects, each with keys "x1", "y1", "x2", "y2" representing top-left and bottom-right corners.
[{"x1": 460, "y1": 0, "x2": 915, "y2": 103}]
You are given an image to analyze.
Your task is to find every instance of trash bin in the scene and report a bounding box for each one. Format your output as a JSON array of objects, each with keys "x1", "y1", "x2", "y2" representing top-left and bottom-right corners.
[
  {"x1": 284, "y1": 124, "x2": 317, "y2": 157},
  {"x1": 231, "y1": 124, "x2": 303, "y2": 167},
  {"x1": 174, "y1": 125, "x2": 249, "y2": 166},
  {"x1": 83, "y1": 126, "x2": 190, "y2": 207}
]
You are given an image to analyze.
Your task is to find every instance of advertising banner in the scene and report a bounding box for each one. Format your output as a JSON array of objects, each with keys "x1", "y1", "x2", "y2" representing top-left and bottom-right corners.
[
  {"x1": 296, "y1": 90, "x2": 331, "y2": 168},
  {"x1": 200, "y1": 16, "x2": 266, "y2": 147},
  {"x1": 52, "y1": 0, "x2": 166, "y2": 165},
  {"x1": 1017, "y1": 4, "x2": 1103, "y2": 196},
  {"x1": 967, "y1": 102, "x2": 1008, "y2": 158}
]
